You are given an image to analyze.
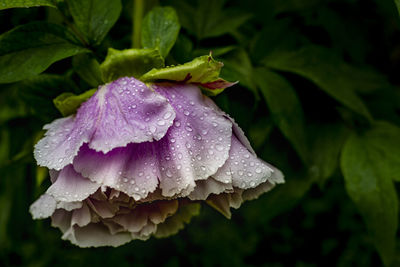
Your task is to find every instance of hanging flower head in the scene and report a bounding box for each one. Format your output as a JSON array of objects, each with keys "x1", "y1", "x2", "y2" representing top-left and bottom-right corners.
[{"x1": 30, "y1": 52, "x2": 284, "y2": 247}]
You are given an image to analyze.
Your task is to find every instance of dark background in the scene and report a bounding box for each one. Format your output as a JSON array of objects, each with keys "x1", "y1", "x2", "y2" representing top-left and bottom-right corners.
[{"x1": 1, "y1": 0, "x2": 400, "y2": 266}]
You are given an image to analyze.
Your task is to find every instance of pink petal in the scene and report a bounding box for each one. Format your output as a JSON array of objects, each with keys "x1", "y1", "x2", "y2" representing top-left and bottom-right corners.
[
  {"x1": 73, "y1": 143, "x2": 159, "y2": 201},
  {"x1": 88, "y1": 77, "x2": 175, "y2": 153},
  {"x1": 153, "y1": 83, "x2": 233, "y2": 197},
  {"x1": 34, "y1": 77, "x2": 175, "y2": 170},
  {"x1": 213, "y1": 135, "x2": 284, "y2": 189},
  {"x1": 47, "y1": 165, "x2": 101, "y2": 202}
]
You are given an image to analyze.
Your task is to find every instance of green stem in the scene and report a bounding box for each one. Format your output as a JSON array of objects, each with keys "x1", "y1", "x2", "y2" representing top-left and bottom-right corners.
[{"x1": 132, "y1": 0, "x2": 144, "y2": 48}]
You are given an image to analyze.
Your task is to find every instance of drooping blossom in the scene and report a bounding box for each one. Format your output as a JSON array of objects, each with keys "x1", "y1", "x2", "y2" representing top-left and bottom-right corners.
[{"x1": 30, "y1": 77, "x2": 284, "y2": 247}]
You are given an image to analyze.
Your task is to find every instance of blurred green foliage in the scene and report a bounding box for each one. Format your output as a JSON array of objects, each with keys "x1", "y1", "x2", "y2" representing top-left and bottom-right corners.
[{"x1": 1, "y1": 0, "x2": 400, "y2": 266}]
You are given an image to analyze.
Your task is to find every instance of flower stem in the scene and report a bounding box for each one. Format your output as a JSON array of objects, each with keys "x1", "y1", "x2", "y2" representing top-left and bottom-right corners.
[{"x1": 132, "y1": 0, "x2": 144, "y2": 48}]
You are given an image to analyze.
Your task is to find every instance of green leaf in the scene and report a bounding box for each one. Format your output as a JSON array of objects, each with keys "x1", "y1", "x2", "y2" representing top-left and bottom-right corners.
[
  {"x1": 141, "y1": 6, "x2": 180, "y2": 58},
  {"x1": 0, "y1": 86, "x2": 27, "y2": 124},
  {"x1": 358, "y1": 122, "x2": 400, "y2": 182},
  {"x1": 67, "y1": 0, "x2": 122, "y2": 45},
  {"x1": 309, "y1": 124, "x2": 349, "y2": 185},
  {"x1": 17, "y1": 74, "x2": 79, "y2": 120},
  {"x1": 220, "y1": 49, "x2": 258, "y2": 97},
  {"x1": 141, "y1": 54, "x2": 233, "y2": 96},
  {"x1": 0, "y1": 0, "x2": 56, "y2": 10},
  {"x1": 172, "y1": 0, "x2": 251, "y2": 40},
  {"x1": 341, "y1": 122, "x2": 400, "y2": 266},
  {"x1": 141, "y1": 54, "x2": 222, "y2": 83},
  {"x1": 53, "y1": 89, "x2": 96, "y2": 116},
  {"x1": 254, "y1": 68, "x2": 308, "y2": 163},
  {"x1": 243, "y1": 173, "x2": 313, "y2": 224},
  {"x1": 395, "y1": 0, "x2": 400, "y2": 16},
  {"x1": 100, "y1": 48, "x2": 164, "y2": 82},
  {"x1": 72, "y1": 54, "x2": 103, "y2": 87},
  {"x1": 263, "y1": 45, "x2": 375, "y2": 121},
  {"x1": 0, "y1": 22, "x2": 87, "y2": 84}
]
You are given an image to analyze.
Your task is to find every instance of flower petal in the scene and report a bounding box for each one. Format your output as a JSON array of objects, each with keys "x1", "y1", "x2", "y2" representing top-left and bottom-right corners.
[
  {"x1": 206, "y1": 181, "x2": 277, "y2": 218},
  {"x1": 34, "y1": 77, "x2": 175, "y2": 170},
  {"x1": 88, "y1": 77, "x2": 175, "y2": 153},
  {"x1": 29, "y1": 193, "x2": 57, "y2": 219},
  {"x1": 47, "y1": 165, "x2": 101, "y2": 202},
  {"x1": 153, "y1": 83, "x2": 232, "y2": 197},
  {"x1": 155, "y1": 202, "x2": 201, "y2": 238},
  {"x1": 34, "y1": 116, "x2": 89, "y2": 171},
  {"x1": 73, "y1": 143, "x2": 159, "y2": 201},
  {"x1": 188, "y1": 178, "x2": 233, "y2": 200},
  {"x1": 213, "y1": 135, "x2": 284, "y2": 188},
  {"x1": 68, "y1": 223, "x2": 132, "y2": 248},
  {"x1": 203, "y1": 96, "x2": 256, "y2": 155}
]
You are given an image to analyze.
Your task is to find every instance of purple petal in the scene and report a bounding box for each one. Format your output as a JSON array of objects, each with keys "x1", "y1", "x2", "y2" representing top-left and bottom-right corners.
[
  {"x1": 88, "y1": 78, "x2": 175, "y2": 153},
  {"x1": 34, "y1": 77, "x2": 175, "y2": 170},
  {"x1": 73, "y1": 143, "x2": 160, "y2": 201},
  {"x1": 203, "y1": 96, "x2": 255, "y2": 155},
  {"x1": 47, "y1": 165, "x2": 101, "y2": 202},
  {"x1": 213, "y1": 135, "x2": 284, "y2": 189},
  {"x1": 153, "y1": 84, "x2": 233, "y2": 196},
  {"x1": 34, "y1": 116, "x2": 88, "y2": 171}
]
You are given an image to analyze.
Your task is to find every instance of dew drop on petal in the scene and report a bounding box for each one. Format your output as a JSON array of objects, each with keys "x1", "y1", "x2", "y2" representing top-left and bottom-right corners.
[{"x1": 163, "y1": 112, "x2": 172, "y2": 119}]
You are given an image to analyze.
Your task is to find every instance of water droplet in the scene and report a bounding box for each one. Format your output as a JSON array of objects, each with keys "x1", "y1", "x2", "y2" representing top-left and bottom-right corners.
[
  {"x1": 244, "y1": 154, "x2": 250, "y2": 159},
  {"x1": 183, "y1": 110, "x2": 190, "y2": 116},
  {"x1": 185, "y1": 126, "x2": 193, "y2": 132},
  {"x1": 247, "y1": 172, "x2": 253, "y2": 177},
  {"x1": 166, "y1": 169, "x2": 173, "y2": 178},
  {"x1": 250, "y1": 181, "x2": 255, "y2": 187},
  {"x1": 138, "y1": 172, "x2": 143, "y2": 177},
  {"x1": 212, "y1": 122, "x2": 218, "y2": 127},
  {"x1": 157, "y1": 120, "x2": 166, "y2": 126},
  {"x1": 149, "y1": 125, "x2": 157, "y2": 133},
  {"x1": 175, "y1": 121, "x2": 181, "y2": 127},
  {"x1": 163, "y1": 112, "x2": 172, "y2": 119},
  {"x1": 208, "y1": 149, "x2": 214, "y2": 155},
  {"x1": 238, "y1": 171, "x2": 244, "y2": 176},
  {"x1": 255, "y1": 168, "x2": 262, "y2": 174},
  {"x1": 215, "y1": 144, "x2": 224, "y2": 151},
  {"x1": 186, "y1": 143, "x2": 192, "y2": 149}
]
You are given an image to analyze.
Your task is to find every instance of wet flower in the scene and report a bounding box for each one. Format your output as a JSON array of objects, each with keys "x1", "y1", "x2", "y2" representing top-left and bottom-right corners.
[{"x1": 30, "y1": 77, "x2": 284, "y2": 247}]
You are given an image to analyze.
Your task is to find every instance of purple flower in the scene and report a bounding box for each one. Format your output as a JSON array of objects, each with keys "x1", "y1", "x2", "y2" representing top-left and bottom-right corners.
[{"x1": 30, "y1": 77, "x2": 284, "y2": 247}]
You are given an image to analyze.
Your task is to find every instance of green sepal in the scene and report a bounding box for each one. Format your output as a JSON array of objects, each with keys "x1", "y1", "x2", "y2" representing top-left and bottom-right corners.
[
  {"x1": 100, "y1": 48, "x2": 164, "y2": 82},
  {"x1": 141, "y1": 54, "x2": 235, "y2": 96},
  {"x1": 53, "y1": 89, "x2": 96, "y2": 116}
]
